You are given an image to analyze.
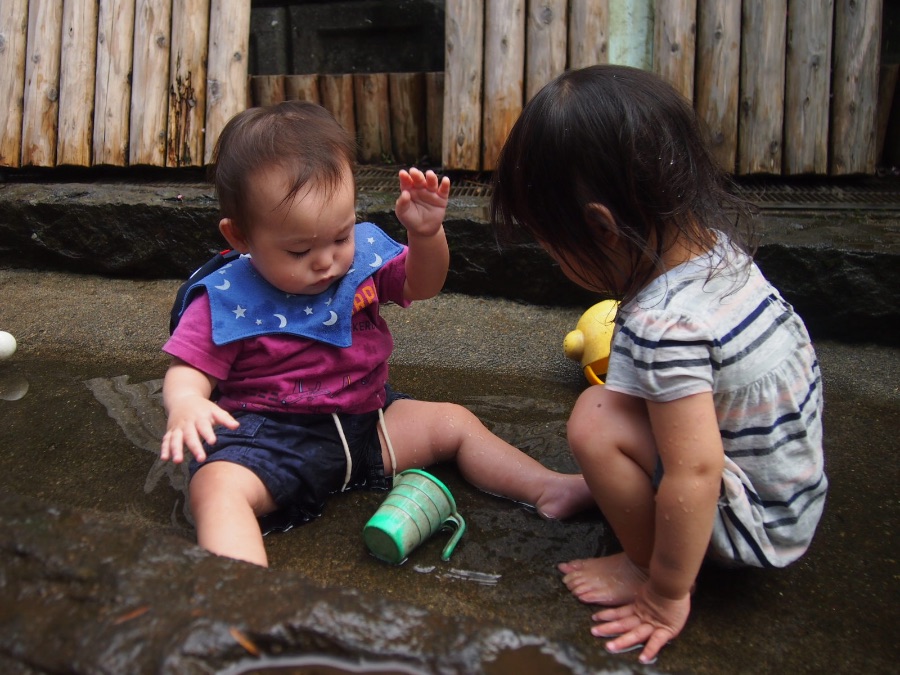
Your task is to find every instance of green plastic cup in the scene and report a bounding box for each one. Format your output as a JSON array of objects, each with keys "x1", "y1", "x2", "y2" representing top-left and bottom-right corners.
[{"x1": 363, "y1": 469, "x2": 466, "y2": 564}]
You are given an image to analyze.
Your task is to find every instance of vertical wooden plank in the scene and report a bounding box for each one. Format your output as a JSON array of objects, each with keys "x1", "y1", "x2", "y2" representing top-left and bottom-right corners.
[
  {"x1": 354, "y1": 73, "x2": 392, "y2": 164},
  {"x1": 483, "y1": 0, "x2": 524, "y2": 170},
  {"x1": 0, "y1": 0, "x2": 29, "y2": 167},
  {"x1": 249, "y1": 74, "x2": 285, "y2": 107},
  {"x1": 695, "y1": 0, "x2": 740, "y2": 173},
  {"x1": 653, "y1": 0, "x2": 696, "y2": 101},
  {"x1": 285, "y1": 74, "x2": 320, "y2": 103},
  {"x1": 320, "y1": 74, "x2": 355, "y2": 136},
  {"x1": 876, "y1": 64, "x2": 899, "y2": 166},
  {"x1": 443, "y1": 0, "x2": 483, "y2": 170},
  {"x1": 390, "y1": 72, "x2": 426, "y2": 165},
  {"x1": 57, "y1": 0, "x2": 97, "y2": 167},
  {"x1": 130, "y1": 0, "x2": 171, "y2": 166},
  {"x1": 784, "y1": 0, "x2": 833, "y2": 175},
  {"x1": 425, "y1": 71, "x2": 444, "y2": 165},
  {"x1": 831, "y1": 0, "x2": 882, "y2": 175},
  {"x1": 883, "y1": 69, "x2": 900, "y2": 167},
  {"x1": 608, "y1": 0, "x2": 652, "y2": 68},
  {"x1": 93, "y1": 0, "x2": 135, "y2": 166},
  {"x1": 205, "y1": 0, "x2": 251, "y2": 164},
  {"x1": 526, "y1": 0, "x2": 567, "y2": 101},
  {"x1": 738, "y1": 0, "x2": 786, "y2": 175},
  {"x1": 568, "y1": 0, "x2": 609, "y2": 70},
  {"x1": 21, "y1": 0, "x2": 64, "y2": 167},
  {"x1": 167, "y1": 0, "x2": 209, "y2": 167}
]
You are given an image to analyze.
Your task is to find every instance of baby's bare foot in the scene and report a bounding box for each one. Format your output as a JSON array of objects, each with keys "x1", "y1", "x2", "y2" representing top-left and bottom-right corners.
[
  {"x1": 558, "y1": 552, "x2": 648, "y2": 605},
  {"x1": 535, "y1": 474, "x2": 595, "y2": 520}
]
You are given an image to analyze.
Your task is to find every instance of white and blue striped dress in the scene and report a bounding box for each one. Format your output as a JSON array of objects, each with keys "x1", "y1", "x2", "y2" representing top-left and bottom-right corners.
[{"x1": 604, "y1": 235, "x2": 827, "y2": 568}]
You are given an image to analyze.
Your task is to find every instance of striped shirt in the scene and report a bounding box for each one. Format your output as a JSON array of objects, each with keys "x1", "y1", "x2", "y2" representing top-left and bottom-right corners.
[{"x1": 604, "y1": 235, "x2": 826, "y2": 568}]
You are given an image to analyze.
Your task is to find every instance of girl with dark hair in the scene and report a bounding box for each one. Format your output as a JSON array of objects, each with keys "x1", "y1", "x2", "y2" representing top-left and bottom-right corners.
[{"x1": 492, "y1": 66, "x2": 826, "y2": 664}]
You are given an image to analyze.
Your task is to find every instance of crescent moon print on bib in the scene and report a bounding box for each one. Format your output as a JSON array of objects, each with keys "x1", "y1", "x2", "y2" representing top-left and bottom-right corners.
[{"x1": 176, "y1": 222, "x2": 404, "y2": 348}]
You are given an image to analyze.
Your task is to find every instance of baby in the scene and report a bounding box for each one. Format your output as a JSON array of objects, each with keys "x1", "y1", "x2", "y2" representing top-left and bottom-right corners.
[{"x1": 160, "y1": 100, "x2": 593, "y2": 567}]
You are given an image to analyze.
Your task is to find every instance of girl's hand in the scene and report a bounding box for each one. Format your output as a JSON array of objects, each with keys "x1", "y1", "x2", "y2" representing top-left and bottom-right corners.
[
  {"x1": 590, "y1": 583, "x2": 690, "y2": 664},
  {"x1": 395, "y1": 168, "x2": 451, "y2": 238},
  {"x1": 160, "y1": 394, "x2": 239, "y2": 464}
]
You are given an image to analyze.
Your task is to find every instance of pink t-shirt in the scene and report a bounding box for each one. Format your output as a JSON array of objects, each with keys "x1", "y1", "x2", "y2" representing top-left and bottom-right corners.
[{"x1": 164, "y1": 250, "x2": 409, "y2": 415}]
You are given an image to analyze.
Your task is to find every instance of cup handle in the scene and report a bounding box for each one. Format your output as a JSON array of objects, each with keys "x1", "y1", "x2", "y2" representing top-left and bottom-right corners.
[{"x1": 440, "y1": 512, "x2": 466, "y2": 561}]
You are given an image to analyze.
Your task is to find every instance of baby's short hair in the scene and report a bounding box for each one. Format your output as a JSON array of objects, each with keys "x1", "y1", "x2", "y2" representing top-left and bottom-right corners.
[{"x1": 211, "y1": 100, "x2": 357, "y2": 230}]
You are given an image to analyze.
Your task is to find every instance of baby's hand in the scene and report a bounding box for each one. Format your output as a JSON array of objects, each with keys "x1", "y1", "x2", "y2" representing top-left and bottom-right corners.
[
  {"x1": 160, "y1": 395, "x2": 239, "y2": 464},
  {"x1": 394, "y1": 168, "x2": 451, "y2": 238}
]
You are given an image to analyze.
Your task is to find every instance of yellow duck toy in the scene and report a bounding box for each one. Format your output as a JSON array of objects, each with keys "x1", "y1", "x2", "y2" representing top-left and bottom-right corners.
[{"x1": 563, "y1": 300, "x2": 618, "y2": 385}]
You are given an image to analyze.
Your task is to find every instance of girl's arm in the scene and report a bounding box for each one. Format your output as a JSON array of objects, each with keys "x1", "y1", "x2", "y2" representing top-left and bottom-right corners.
[
  {"x1": 394, "y1": 168, "x2": 451, "y2": 301},
  {"x1": 647, "y1": 391, "x2": 724, "y2": 598},
  {"x1": 160, "y1": 357, "x2": 239, "y2": 464},
  {"x1": 597, "y1": 391, "x2": 723, "y2": 663}
]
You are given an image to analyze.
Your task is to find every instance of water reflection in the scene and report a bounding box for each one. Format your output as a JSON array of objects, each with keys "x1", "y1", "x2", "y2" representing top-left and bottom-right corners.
[
  {"x1": 85, "y1": 375, "x2": 193, "y2": 526},
  {"x1": 0, "y1": 371, "x2": 29, "y2": 401}
]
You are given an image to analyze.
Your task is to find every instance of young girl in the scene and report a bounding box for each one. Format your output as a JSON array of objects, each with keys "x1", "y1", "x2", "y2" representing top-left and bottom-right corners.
[
  {"x1": 160, "y1": 101, "x2": 593, "y2": 568},
  {"x1": 491, "y1": 65, "x2": 826, "y2": 664}
]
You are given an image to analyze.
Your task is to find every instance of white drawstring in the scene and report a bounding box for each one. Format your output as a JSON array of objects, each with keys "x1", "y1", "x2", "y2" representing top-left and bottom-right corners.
[
  {"x1": 332, "y1": 407, "x2": 397, "y2": 491},
  {"x1": 378, "y1": 407, "x2": 397, "y2": 483},
  {"x1": 332, "y1": 412, "x2": 353, "y2": 491}
]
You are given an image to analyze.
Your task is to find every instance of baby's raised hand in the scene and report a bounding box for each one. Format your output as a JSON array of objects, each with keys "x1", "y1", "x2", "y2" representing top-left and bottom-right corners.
[{"x1": 394, "y1": 168, "x2": 451, "y2": 238}]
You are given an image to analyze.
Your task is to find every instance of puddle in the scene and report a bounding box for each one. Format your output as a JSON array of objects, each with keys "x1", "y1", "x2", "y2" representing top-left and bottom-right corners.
[
  {"x1": 219, "y1": 653, "x2": 430, "y2": 674},
  {"x1": 219, "y1": 644, "x2": 588, "y2": 675},
  {"x1": 0, "y1": 356, "x2": 605, "y2": 576},
  {"x1": 1, "y1": 342, "x2": 898, "y2": 674}
]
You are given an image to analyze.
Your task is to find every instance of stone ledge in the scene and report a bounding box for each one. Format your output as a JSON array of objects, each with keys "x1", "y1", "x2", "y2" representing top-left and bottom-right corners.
[
  {"x1": 1, "y1": 181, "x2": 897, "y2": 345},
  {"x1": 0, "y1": 491, "x2": 615, "y2": 675}
]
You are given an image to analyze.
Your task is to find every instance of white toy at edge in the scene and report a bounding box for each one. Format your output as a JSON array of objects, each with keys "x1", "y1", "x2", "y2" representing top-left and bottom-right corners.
[{"x1": 0, "y1": 331, "x2": 17, "y2": 360}]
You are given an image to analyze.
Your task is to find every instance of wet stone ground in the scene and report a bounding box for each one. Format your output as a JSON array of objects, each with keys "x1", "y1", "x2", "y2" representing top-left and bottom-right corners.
[{"x1": 0, "y1": 268, "x2": 898, "y2": 674}]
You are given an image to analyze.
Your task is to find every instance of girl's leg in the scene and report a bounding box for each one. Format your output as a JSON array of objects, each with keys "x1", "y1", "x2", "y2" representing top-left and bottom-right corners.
[
  {"x1": 380, "y1": 399, "x2": 594, "y2": 520},
  {"x1": 189, "y1": 461, "x2": 279, "y2": 567},
  {"x1": 558, "y1": 385, "x2": 658, "y2": 605}
]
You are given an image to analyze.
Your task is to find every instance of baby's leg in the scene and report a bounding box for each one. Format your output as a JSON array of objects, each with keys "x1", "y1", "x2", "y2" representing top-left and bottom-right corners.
[
  {"x1": 190, "y1": 461, "x2": 278, "y2": 567},
  {"x1": 558, "y1": 386, "x2": 658, "y2": 605},
  {"x1": 381, "y1": 399, "x2": 594, "y2": 520}
]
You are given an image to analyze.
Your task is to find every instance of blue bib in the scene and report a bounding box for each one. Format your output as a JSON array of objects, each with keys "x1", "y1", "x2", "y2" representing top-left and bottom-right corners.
[{"x1": 176, "y1": 222, "x2": 404, "y2": 348}]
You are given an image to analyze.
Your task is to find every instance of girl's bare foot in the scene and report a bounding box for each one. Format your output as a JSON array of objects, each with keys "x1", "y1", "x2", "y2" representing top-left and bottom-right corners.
[
  {"x1": 558, "y1": 552, "x2": 649, "y2": 605},
  {"x1": 535, "y1": 474, "x2": 595, "y2": 520}
]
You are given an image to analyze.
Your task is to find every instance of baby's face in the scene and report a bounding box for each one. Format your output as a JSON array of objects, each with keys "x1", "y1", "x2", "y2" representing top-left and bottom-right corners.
[{"x1": 241, "y1": 164, "x2": 357, "y2": 296}]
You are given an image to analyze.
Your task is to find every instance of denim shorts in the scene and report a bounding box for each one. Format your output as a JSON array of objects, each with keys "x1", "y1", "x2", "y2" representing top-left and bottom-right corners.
[{"x1": 190, "y1": 385, "x2": 410, "y2": 529}]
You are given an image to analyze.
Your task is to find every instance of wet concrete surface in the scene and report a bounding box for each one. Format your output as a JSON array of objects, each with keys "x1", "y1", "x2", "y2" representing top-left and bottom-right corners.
[{"x1": 0, "y1": 267, "x2": 897, "y2": 673}]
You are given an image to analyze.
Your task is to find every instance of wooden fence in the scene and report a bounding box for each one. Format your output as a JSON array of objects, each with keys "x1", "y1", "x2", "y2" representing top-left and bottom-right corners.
[
  {"x1": 0, "y1": 0, "x2": 250, "y2": 169},
  {"x1": 248, "y1": 71, "x2": 446, "y2": 166},
  {"x1": 441, "y1": 0, "x2": 885, "y2": 175},
  {"x1": 248, "y1": 0, "x2": 887, "y2": 176},
  {"x1": 0, "y1": 0, "x2": 889, "y2": 176}
]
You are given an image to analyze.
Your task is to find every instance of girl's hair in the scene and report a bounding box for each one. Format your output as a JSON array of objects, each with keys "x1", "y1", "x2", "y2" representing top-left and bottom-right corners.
[
  {"x1": 491, "y1": 65, "x2": 754, "y2": 303},
  {"x1": 210, "y1": 100, "x2": 357, "y2": 231}
]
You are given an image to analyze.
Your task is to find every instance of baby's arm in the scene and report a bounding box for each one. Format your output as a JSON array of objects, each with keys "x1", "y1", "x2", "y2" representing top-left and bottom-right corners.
[
  {"x1": 160, "y1": 357, "x2": 239, "y2": 464},
  {"x1": 595, "y1": 391, "x2": 723, "y2": 663},
  {"x1": 394, "y1": 167, "x2": 451, "y2": 301}
]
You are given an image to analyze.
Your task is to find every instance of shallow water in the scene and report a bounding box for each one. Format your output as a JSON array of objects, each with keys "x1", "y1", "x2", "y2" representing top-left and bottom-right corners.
[
  {"x1": 1, "y1": 344, "x2": 898, "y2": 674},
  {"x1": 0, "y1": 357, "x2": 590, "y2": 533}
]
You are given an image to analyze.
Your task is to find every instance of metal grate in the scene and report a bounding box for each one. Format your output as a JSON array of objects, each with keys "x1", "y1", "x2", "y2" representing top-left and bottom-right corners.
[
  {"x1": 357, "y1": 165, "x2": 900, "y2": 211},
  {"x1": 734, "y1": 177, "x2": 900, "y2": 211},
  {"x1": 355, "y1": 166, "x2": 492, "y2": 198}
]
